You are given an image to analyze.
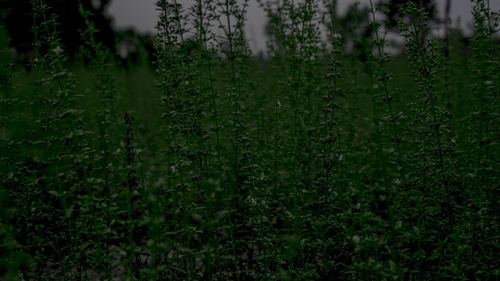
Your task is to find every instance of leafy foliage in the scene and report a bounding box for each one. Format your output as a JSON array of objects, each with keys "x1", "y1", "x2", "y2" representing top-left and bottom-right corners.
[{"x1": 0, "y1": 0, "x2": 499, "y2": 280}]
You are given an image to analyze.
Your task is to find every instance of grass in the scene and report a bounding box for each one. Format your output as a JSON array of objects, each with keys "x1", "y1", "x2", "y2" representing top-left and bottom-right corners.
[{"x1": 0, "y1": 0, "x2": 499, "y2": 280}]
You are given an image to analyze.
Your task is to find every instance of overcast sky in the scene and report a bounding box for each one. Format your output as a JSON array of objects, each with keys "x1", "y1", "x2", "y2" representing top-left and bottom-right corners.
[{"x1": 107, "y1": 0, "x2": 500, "y2": 52}]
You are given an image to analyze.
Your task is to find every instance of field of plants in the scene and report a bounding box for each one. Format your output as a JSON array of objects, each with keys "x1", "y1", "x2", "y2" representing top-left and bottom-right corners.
[{"x1": 0, "y1": 0, "x2": 499, "y2": 280}]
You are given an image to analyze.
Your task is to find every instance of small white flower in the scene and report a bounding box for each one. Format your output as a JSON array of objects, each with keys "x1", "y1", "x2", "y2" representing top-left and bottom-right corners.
[
  {"x1": 53, "y1": 46, "x2": 64, "y2": 55},
  {"x1": 485, "y1": 80, "x2": 492, "y2": 86},
  {"x1": 246, "y1": 195, "x2": 257, "y2": 206},
  {"x1": 353, "y1": 235, "x2": 360, "y2": 243},
  {"x1": 332, "y1": 33, "x2": 341, "y2": 39},
  {"x1": 170, "y1": 165, "x2": 177, "y2": 173},
  {"x1": 277, "y1": 100, "x2": 282, "y2": 108}
]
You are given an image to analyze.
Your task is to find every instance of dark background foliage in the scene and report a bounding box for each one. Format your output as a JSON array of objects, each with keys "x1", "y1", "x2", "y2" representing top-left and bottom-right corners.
[{"x1": 0, "y1": 0, "x2": 115, "y2": 58}]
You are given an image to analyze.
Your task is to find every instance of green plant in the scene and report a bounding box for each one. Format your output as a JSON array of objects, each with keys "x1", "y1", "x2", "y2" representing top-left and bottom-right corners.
[{"x1": 2, "y1": 0, "x2": 499, "y2": 279}]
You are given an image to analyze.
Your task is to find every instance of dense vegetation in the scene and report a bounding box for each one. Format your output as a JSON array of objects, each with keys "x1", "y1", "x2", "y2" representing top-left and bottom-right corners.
[{"x1": 0, "y1": 0, "x2": 499, "y2": 280}]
